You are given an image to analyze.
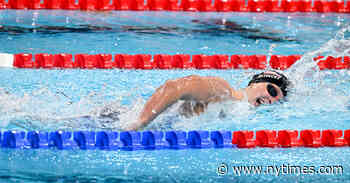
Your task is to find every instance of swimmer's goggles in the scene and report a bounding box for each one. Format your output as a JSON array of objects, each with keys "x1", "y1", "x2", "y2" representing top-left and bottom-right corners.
[{"x1": 267, "y1": 84, "x2": 278, "y2": 97}]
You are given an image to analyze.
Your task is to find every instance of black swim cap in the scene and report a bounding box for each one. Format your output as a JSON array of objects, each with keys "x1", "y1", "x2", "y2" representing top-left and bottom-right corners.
[{"x1": 248, "y1": 71, "x2": 290, "y2": 97}]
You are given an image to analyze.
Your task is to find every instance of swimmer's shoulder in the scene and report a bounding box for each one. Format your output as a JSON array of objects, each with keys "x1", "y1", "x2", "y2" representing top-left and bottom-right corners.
[
  {"x1": 194, "y1": 75, "x2": 235, "y2": 99},
  {"x1": 204, "y1": 76, "x2": 233, "y2": 88},
  {"x1": 181, "y1": 75, "x2": 227, "y2": 82},
  {"x1": 180, "y1": 75, "x2": 233, "y2": 90},
  {"x1": 177, "y1": 75, "x2": 233, "y2": 94}
]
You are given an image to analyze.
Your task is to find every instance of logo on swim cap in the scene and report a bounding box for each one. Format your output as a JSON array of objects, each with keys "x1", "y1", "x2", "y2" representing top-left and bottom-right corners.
[
  {"x1": 248, "y1": 71, "x2": 290, "y2": 96},
  {"x1": 254, "y1": 73, "x2": 282, "y2": 80}
]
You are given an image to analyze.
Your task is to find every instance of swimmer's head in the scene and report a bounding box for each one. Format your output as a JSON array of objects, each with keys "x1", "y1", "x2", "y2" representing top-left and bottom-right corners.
[{"x1": 246, "y1": 71, "x2": 290, "y2": 106}]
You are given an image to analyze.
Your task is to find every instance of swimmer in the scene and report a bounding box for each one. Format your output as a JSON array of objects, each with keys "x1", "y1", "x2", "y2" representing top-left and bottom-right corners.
[
  {"x1": 126, "y1": 71, "x2": 290, "y2": 130},
  {"x1": 0, "y1": 19, "x2": 297, "y2": 42}
]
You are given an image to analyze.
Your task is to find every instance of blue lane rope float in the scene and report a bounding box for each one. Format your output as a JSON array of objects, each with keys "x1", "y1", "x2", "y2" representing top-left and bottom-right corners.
[
  {"x1": 0, "y1": 130, "x2": 234, "y2": 151},
  {"x1": 0, "y1": 130, "x2": 350, "y2": 150}
]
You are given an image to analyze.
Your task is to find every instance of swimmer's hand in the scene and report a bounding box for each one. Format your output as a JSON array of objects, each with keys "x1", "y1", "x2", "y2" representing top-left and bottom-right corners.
[{"x1": 124, "y1": 118, "x2": 147, "y2": 131}]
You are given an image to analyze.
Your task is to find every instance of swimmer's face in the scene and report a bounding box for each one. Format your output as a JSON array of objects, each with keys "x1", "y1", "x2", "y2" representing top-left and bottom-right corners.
[{"x1": 248, "y1": 82, "x2": 284, "y2": 107}]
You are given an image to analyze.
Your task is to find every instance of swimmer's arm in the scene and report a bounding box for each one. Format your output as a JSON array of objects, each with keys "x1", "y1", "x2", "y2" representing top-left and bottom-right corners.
[{"x1": 126, "y1": 75, "x2": 233, "y2": 130}]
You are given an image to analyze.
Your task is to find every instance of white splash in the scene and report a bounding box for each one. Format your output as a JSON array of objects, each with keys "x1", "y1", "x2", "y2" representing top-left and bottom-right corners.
[{"x1": 0, "y1": 85, "x2": 145, "y2": 131}]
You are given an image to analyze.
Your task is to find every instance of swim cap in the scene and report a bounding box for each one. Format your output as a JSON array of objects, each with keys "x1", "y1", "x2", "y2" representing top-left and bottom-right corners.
[{"x1": 248, "y1": 71, "x2": 290, "y2": 96}]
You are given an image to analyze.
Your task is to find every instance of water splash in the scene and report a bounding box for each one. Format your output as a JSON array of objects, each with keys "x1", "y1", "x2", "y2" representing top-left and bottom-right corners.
[
  {"x1": 286, "y1": 25, "x2": 350, "y2": 103},
  {"x1": 287, "y1": 25, "x2": 350, "y2": 88},
  {"x1": 271, "y1": 25, "x2": 350, "y2": 128},
  {"x1": 168, "y1": 25, "x2": 350, "y2": 131},
  {"x1": 0, "y1": 86, "x2": 145, "y2": 131}
]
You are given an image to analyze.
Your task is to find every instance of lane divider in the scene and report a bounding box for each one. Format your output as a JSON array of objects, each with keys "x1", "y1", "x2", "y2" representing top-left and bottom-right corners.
[
  {"x1": 0, "y1": 0, "x2": 350, "y2": 12},
  {"x1": 0, "y1": 129, "x2": 349, "y2": 150},
  {"x1": 2, "y1": 53, "x2": 349, "y2": 70}
]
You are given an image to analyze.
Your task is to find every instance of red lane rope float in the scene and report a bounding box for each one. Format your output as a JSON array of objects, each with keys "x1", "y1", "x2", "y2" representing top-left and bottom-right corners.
[
  {"x1": 234, "y1": 129, "x2": 350, "y2": 148},
  {"x1": 4, "y1": 53, "x2": 350, "y2": 70},
  {"x1": 0, "y1": 0, "x2": 350, "y2": 12}
]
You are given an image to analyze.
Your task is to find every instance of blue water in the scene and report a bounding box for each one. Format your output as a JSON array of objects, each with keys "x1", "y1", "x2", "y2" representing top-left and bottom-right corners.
[{"x1": 0, "y1": 10, "x2": 350, "y2": 182}]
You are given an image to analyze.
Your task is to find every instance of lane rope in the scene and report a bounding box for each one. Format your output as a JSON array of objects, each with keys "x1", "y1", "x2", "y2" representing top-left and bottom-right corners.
[
  {"x1": 0, "y1": 0, "x2": 349, "y2": 13},
  {"x1": 1, "y1": 53, "x2": 349, "y2": 70},
  {"x1": 0, "y1": 129, "x2": 349, "y2": 150}
]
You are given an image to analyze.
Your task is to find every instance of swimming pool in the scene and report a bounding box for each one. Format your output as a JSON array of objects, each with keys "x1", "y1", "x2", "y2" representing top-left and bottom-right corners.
[{"x1": 1, "y1": 9, "x2": 350, "y2": 182}]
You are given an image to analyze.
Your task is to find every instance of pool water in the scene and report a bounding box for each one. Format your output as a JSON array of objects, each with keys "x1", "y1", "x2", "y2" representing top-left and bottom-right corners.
[
  {"x1": 0, "y1": 10, "x2": 350, "y2": 182},
  {"x1": 1, "y1": 10, "x2": 349, "y2": 55}
]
